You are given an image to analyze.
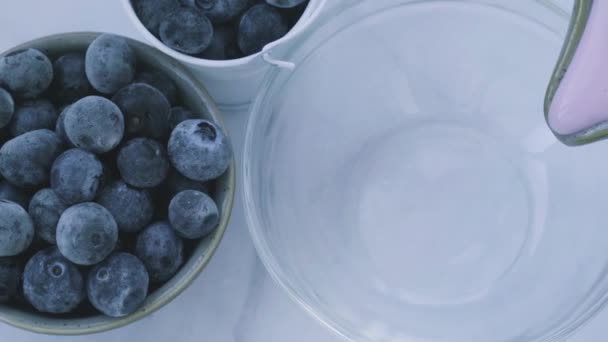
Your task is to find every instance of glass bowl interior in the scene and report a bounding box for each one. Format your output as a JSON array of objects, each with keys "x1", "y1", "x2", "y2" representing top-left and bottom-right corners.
[{"x1": 244, "y1": 1, "x2": 608, "y2": 341}]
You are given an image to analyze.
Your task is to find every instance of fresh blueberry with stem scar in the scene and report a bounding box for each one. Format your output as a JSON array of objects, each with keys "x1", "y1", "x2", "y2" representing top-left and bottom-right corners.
[
  {"x1": 56, "y1": 203, "x2": 118, "y2": 266},
  {"x1": 85, "y1": 34, "x2": 136, "y2": 94},
  {"x1": 97, "y1": 180, "x2": 154, "y2": 234},
  {"x1": 237, "y1": 4, "x2": 288, "y2": 55},
  {"x1": 0, "y1": 87, "x2": 14, "y2": 128},
  {"x1": 0, "y1": 200, "x2": 34, "y2": 256},
  {"x1": 29, "y1": 188, "x2": 68, "y2": 244},
  {"x1": 135, "y1": 221, "x2": 184, "y2": 282},
  {"x1": 169, "y1": 190, "x2": 219, "y2": 239},
  {"x1": 195, "y1": 0, "x2": 250, "y2": 23},
  {"x1": 168, "y1": 119, "x2": 232, "y2": 181},
  {"x1": 0, "y1": 257, "x2": 20, "y2": 303},
  {"x1": 0, "y1": 180, "x2": 30, "y2": 209},
  {"x1": 52, "y1": 52, "x2": 91, "y2": 104},
  {"x1": 10, "y1": 99, "x2": 57, "y2": 137},
  {"x1": 159, "y1": 7, "x2": 214, "y2": 55},
  {"x1": 0, "y1": 129, "x2": 64, "y2": 188},
  {"x1": 117, "y1": 138, "x2": 170, "y2": 188},
  {"x1": 112, "y1": 83, "x2": 170, "y2": 140},
  {"x1": 50, "y1": 149, "x2": 104, "y2": 205},
  {"x1": 87, "y1": 252, "x2": 149, "y2": 317},
  {"x1": 64, "y1": 96, "x2": 125, "y2": 153},
  {"x1": 0, "y1": 49, "x2": 53, "y2": 99},
  {"x1": 134, "y1": 70, "x2": 178, "y2": 105},
  {"x1": 23, "y1": 247, "x2": 85, "y2": 313},
  {"x1": 132, "y1": 0, "x2": 181, "y2": 36}
]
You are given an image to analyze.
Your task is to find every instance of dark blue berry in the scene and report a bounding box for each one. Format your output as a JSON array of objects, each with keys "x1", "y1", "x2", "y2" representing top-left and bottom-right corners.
[
  {"x1": 28, "y1": 188, "x2": 68, "y2": 244},
  {"x1": 199, "y1": 25, "x2": 242, "y2": 60},
  {"x1": 9, "y1": 99, "x2": 57, "y2": 136},
  {"x1": 87, "y1": 252, "x2": 149, "y2": 317},
  {"x1": 0, "y1": 257, "x2": 20, "y2": 303},
  {"x1": 0, "y1": 49, "x2": 53, "y2": 99},
  {"x1": 55, "y1": 105, "x2": 73, "y2": 147},
  {"x1": 85, "y1": 34, "x2": 136, "y2": 94},
  {"x1": 195, "y1": 0, "x2": 250, "y2": 23},
  {"x1": 169, "y1": 106, "x2": 196, "y2": 131},
  {"x1": 166, "y1": 169, "x2": 210, "y2": 199},
  {"x1": 134, "y1": 70, "x2": 178, "y2": 105},
  {"x1": 135, "y1": 222, "x2": 183, "y2": 282},
  {"x1": 0, "y1": 180, "x2": 29, "y2": 208},
  {"x1": 266, "y1": 0, "x2": 306, "y2": 8},
  {"x1": 169, "y1": 190, "x2": 219, "y2": 239},
  {"x1": 111, "y1": 84, "x2": 170, "y2": 140},
  {"x1": 168, "y1": 119, "x2": 231, "y2": 181},
  {"x1": 23, "y1": 247, "x2": 84, "y2": 313},
  {"x1": 117, "y1": 138, "x2": 170, "y2": 188},
  {"x1": 97, "y1": 180, "x2": 154, "y2": 233},
  {"x1": 52, "y1": 53, "x2": 91, "y2": 104},
  {"x1": 0, "y1": 129, "x2": 64, "y2": 188},
  {"x1": 64, "y1": 96, "x2": 125, "y2": 153},
  {"x1": 132, "y1": 0, "x2": 181, "y2": 36},
  {"x1": 51, "y1": 149, "x2": 104, "y2": 205},
  {"x1": 56, "y1": 203, "x2": 118, "y2": 265},
  {"x1": 0, "y1": 87, "x2": 14, "y2": 128},
  {"x1": 159, "y1": 7, "x2": 214, "y2": 55},
  {"x1": 237, "y1": 4, "x2": 288, "y2": 55},
  {"x1": 0, "y1": 200, "x2": 34, "y2": 256}
]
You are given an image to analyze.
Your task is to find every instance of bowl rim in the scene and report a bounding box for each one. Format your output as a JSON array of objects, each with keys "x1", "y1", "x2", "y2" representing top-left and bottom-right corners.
[{"x1": 0, "y1": 31, "x2": 235, "y2": 335}]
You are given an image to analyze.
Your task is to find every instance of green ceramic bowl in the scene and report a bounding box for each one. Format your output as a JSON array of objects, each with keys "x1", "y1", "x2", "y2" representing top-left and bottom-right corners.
[{"x1": 0, "y1": 32, "x2": 235, "y2": 335}]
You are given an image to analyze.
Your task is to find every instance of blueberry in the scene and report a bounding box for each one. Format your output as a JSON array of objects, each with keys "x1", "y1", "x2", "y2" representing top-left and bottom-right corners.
[
  {"x1": 97, "y1": 180, "x2": 154, "y2": 233},
  {"x1": 111, "y1": 84, "x2": 170, "y2": 140},
  {"x1": 56, "y1": 203, "x2": 118, "y2": 265},
  {"x1": 9, "y1": 99, "x2": 57, "y2": 136},
  {"x1": 134, "y1": 70, "x2": 178, "y2": 105},
  {"x1": 85, "y1": 34, "x2": 137, "y2": 94},
  {"x1": 169, "y1": 190, "x2": 219, "y2": 239},
  {"x1": 0, "y1": 257, "x2": 20, "y2": 303},
  {"x1": 23, "y1": 247, "x2": 84, "y2": 313},
  {"x1": 159, "y1": 8, "x2": 214, "y2": 55},
  {"x1": 52, "y1": 53, "x2": 91, "y2": 104},
  {"x1": 166, "y1": 169, "x2": 210, "y2": 199},
  {"x1": 0, "y1": 87, "x2": 14, "y2": 128},
  {"x1": 135, "y1": 222, "x2": 183, "y2": 282},
  {"x1": 237, "y1": 4, "x2": 288, "y2": 55},
  {"x1": 0, "y1": 129, "x2": 64, "y2": 188},
  {"x1": 29, "y1": 189, "x2": 68, "y2": 244},
  {"x1": 0, "y1": 180, "x2": 29, "y2": 208},
  {"x1": 51, "y1": 149, "x2": 104, "y2": 205},
  {"x1": 199, "y1": 25, "x2": 242, "y2": 60},
  {"x1": 168, "y1": 119, "x2": 231, "y2": 181},
  {"x1": 64, "y1": 96, "x2": 125, "y2": 153},
  {"x1": 132, "y1": 0, "x2": 181, "y2": 36},
  {"x1": 0, "y1": 49, "x2": 53, "y2": 99},
  {"x1": 195, "y1": 0, "x2": 250, "y2": 23},
  {"x1": 55, "y1": 105, "x2": 73, "y2": 147},
  {"x1": 169, "y1": 106, "x2": 196, "y2": 131},
  {"x1": 117, "y1": 138, "x2": 170, "y2": 188},
  {"x1": 87, "y1": 252, "x2": 149, "y2": 317},
  {"x1": 0, "y1": 200, "x2": 34, "y2": 256},
  {"x1": 265, "y1": 0, "x2": 306, "y2": 8}
]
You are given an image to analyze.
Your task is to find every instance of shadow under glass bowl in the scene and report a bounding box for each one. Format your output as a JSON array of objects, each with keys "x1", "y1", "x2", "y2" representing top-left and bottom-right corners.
[{"x1": 0, "y1": 32, "x2": 235, "y2": 335}]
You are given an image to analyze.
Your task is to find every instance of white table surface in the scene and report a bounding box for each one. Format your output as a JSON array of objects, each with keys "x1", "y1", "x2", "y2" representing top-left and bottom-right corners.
[{"x1": 0, "y1": 1, "x2": 604, "y2": 341}]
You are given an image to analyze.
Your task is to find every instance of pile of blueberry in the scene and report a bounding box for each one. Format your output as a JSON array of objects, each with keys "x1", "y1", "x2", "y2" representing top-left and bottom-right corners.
[
  {"x1": 0, "y1": 33, "x2": 231, "y2": 318},
  {"x1": 132, "y1": 0, "x2": 309, "y2": 59}
]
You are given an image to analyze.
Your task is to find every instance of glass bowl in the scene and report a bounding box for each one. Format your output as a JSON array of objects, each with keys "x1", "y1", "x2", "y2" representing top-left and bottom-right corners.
[{"x1": 243, "y1": 1, "x2": 608, "y2": 341}]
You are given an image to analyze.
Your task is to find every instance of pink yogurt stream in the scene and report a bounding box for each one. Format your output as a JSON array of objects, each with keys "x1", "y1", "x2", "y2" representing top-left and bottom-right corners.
[{"x1": 548, "y1": 0, "x2": 608, "y2": 135}]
